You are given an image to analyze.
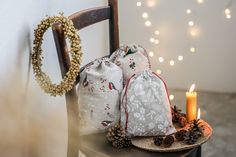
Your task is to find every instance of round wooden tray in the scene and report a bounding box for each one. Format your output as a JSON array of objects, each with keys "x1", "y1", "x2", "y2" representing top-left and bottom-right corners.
[{"x1": 131, "y1": 119, "x2": 213, "y2": 152}]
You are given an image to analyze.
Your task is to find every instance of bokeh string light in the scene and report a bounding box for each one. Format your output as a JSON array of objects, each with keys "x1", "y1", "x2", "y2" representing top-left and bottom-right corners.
[
  {"x1": 142, "y1": 12, "x2": 149, "y2": 19},
  {"x1": 136, "y1": 0, "x2": 233, "y2": 100},
  {"x1": 136, "y1": 1, "x2": 142, "y2": 7},
  {"x1": 135, "y1": 0, "x2": 233, "y2": 100},
  {"x1": 145, "y1": 20, "x2": 152, "y2": 26},
  {"x1": 136, "y1": 0, "x2": 234, "y2": 71},
  {"x1": 197, "y1": 0, "x2": 204, "y2": 4},
  {"x1": 169, "y1": 94, "x2": 175, "y2": 101},
  {"x1": 136, "y1": 0, "x2": 202, "y2": 71},
  {"x1": 224, "y1": 0, "x2": 234, "y2": 19}
]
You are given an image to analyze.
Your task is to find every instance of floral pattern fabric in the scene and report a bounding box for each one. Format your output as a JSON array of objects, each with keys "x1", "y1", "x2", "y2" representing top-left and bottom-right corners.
[
  {"x1": 120, "y1": 70, "x2": 176, "y2": 136},
  {"x1": 77, "y1": 58, "x2": 123, "y2": 135},
  {"x1": 110, "y1": 44, "x2": 151, "y2": 85}
]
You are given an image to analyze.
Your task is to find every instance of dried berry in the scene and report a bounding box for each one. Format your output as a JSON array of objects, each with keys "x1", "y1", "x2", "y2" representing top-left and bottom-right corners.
[{"x1": 179, "y1": 116, "x2": 187, "y2": 127}]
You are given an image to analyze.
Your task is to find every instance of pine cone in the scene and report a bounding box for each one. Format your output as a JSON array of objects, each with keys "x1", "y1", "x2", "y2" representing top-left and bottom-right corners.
[
  {"x1": 184, "y1": 130, "x2": 201, "y2": 145},
  {"x1": 153, "y1": 135, "x2": 164, "y2": 146},
  {"x1": 106, "y1": 123, "x2": 132, "y2": 148},
  {"x1": 175, "y1": 129, "x2": 187, "y2": 141},
  {"x1": 163, "y1": 135, "x2": 175, "y2": 147},
  {"x1": 178, "y1": 116, "x2": 187, "y2": 127},
  {"x1": 190, "y1": 119, "x2": 204, "y2": 134},
  {"x1": 123, "y1": 136, "x2": 132, "y2": 148},
  {"x1": 172, "y1": 105, "x2": 182, "y2": 123},
  {"x1": 106, "y1": 123, "x2": 126, "y2": 142},
  {"x1": 112, "y1": 139, "x2": 125, "y2": 149}
]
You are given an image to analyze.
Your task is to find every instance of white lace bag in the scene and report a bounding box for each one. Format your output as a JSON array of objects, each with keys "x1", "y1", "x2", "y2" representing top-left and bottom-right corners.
[
  {"x1": 77, "y1": 58, "x2": 123, "y2": 135},
  {"x1": 110, "y1": 44, "x2": 151, "y2": 84},
  {"x1": 120, "y1": 70, "x2": 176, "y2": 136}
]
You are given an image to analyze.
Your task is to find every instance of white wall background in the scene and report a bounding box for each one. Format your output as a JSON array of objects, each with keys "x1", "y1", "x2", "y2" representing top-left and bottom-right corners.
[
  {"x1": 0, "y1": 0, "x2": 236, "y2": 157},
  {"x1": 1, "y1": 0, "x2": 235, "y2": 93},
  {"x1": 119, "y1": 0, "x2": 236, "y2": 93}
]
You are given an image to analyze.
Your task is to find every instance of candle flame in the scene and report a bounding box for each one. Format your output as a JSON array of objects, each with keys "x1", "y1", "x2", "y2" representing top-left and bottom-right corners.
[
  {"x1": 189, "y1": 84, "x2": 195, "y2": 92},
  {"x1": 197, "y1": 108, "x2": 201, "y2": 119}
]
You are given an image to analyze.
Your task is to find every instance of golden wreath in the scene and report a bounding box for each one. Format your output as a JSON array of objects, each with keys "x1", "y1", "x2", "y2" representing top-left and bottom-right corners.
[{"x1": 32, "y1": 14, "x2": 82, "y2": 96}]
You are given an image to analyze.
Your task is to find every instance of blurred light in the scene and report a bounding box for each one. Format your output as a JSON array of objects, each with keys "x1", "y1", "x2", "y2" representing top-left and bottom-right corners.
[
  {"x1": 156, "y1": 69, "x2": 162, "y2": 75},
  {"x1": 145, "y1": 20, "x2": 152, "y2": 27},
  {"x1": 197, "y1": 108, "x2": 201, "y2": 119},
  {"x1": 178, "y1": 55, "x2": 183, "y2": 61},
  {"x1": 225, "y1": 8, "x2": 231, "y2": 14},
  {"x1": 186, "y1": 9, "x2": 192, "y2": 14},
  {"x1": 149, "y1": 37, "x2": 155, "y2": 43},
  {"x1": 170, "y1": 60, "x2": 175, "y2": 66},
  {"x1": 190, "y1": 30, "x2": 197, "y2": 36},
  {"x1": 136, "y1": 2, "x2": 142, "y2": 6},
  {"x1": 155, "y1": 30, "x2": 160, "y2": 35},
  {"x1": 189, "y1": 84, "x2": 196, "y2": 92},
  {"x1": 188, "y1": 21, "x2": 194, "y2": 26},
  {"x1": 149, "y1": 51, "x2": 154, "y2": 57},
  {"x1": 190, "y1": 47, "x2": 196, "y2": 53},
  {"x1": 147, "y1": 0, "x2": 157, "y2": 7},
  {"x1": 142, "y1": 12, "x2": 149, "y2": 19},
  {"x1": 197, "y1": 0, "x2": 203, "y2": 4},
  {"x1": 169, "y1": 94, "x2": 175, "y2": 100},
  {"x1": 189, "y1": 27, "x2": 200, "y2": 37},
  {"x1": 154, "y1": 39, "x2": 159, "y2": 44},
  {"x1": 226, "y1": 14, "x2": 231, "y2": 19},
  {"x1": 158, "y1": 57, "x2": 164, "y2": 63}
]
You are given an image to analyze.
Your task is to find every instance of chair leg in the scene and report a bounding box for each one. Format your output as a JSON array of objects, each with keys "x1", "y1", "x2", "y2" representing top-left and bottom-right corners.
[
  {"x1": 65, "y1": 90, "x2": 79, "y2": 157},
  {"x1": 196, "y1": 146, "x2": 202, "y2": 157}
]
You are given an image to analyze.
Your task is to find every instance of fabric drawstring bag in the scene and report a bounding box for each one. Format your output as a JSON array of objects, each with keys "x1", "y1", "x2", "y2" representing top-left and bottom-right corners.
[
  {"x1": 120, "y1": 70, "x2": 176, "y2": 136},
  {"x1": 77, "y1": 58, "x2": 123, "y2": 135},
  {"x1": 110, "y1": 44, "x2": 151, "y2": 85}
]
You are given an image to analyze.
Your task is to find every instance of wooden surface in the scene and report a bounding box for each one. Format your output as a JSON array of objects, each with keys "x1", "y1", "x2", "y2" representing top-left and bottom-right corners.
[
  {"x1": 132, "y1": 120, "x2": 212, "y2": 152},
  {"x1": 79, "y1": 133, "x2": 200, "y2": 157}
]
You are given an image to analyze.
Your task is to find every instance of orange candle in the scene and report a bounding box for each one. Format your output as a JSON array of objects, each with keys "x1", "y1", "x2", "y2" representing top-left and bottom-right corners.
[{"x1": 186, "y1": 84, "x2": 197, "y2": 122}]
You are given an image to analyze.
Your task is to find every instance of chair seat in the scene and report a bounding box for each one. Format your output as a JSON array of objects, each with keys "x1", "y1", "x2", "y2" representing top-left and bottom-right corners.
[{"x1": 79, "y1": 133, "x2": 199, "y2": 157}]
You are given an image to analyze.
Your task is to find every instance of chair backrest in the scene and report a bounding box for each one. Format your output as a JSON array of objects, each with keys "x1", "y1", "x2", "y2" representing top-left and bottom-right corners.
[{"x1": 52, "y1": 1, "x2": 119, "y2": 157}]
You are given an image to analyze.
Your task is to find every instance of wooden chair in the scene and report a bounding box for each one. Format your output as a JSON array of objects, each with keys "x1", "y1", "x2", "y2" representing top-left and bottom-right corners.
[{"x1": 52, "y1": 0, "x2": 201, "y2": 157}]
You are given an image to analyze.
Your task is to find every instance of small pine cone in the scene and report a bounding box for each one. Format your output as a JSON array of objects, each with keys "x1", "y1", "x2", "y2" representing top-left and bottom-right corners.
[
  {"x1": 112, "y1": 139, "x2": 125, "y2": 149},
  {"x1": 153, "y1": 135, "x2": 164, "y2": 146},
  {"x1": 163, "y1": 135, "x2": 175, "y2": 147},
  {"x1": 106, "y1": 123, "x2": 126, "y2": 142},
  {"x1": 172, "y1": 105, "x2": 182, "y2": 123},
  {"x1": 191, "y1": 119, "x2": 204, "y2": 135},
  {"x1": 123, "y1": 136, "x2": 132, "y2": 148},
  {"x1": 184, "y1": 130, "x2": 199, "y2": 145},
  {"x1": 172, "y1": 116, "x2": 179, "y2": 123},
  {"x1": 178, "y1": 116, "x2": 187, "y2": 127},
  {"x1": 172, "y1": 114, "x2": 179, "y2": 123},
  {"x1": 175, "y1": 129, "x2": 187, "y2": 141}
]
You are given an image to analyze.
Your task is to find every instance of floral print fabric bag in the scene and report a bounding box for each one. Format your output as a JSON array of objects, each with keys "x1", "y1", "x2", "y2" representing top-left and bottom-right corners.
[
  {"x1": 77, "y1": 58, "x2": 123, "y2": 135},
  {"x1": 110, "y1": 44, "x2": 151, "y2": 85},
  {"x1": 120, "y1": 70, "x2": 176, "y2": 136}
]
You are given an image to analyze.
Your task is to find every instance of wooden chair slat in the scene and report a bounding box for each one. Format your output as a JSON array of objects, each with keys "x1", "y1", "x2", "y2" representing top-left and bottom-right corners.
[{"x1": 69, "y1": 6, "x2": 111, "y2": 31}]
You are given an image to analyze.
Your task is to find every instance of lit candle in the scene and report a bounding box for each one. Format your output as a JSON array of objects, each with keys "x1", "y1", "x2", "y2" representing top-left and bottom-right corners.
[{"x1": 186, "y1": 84, "x2": 197, "y2": 122}]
